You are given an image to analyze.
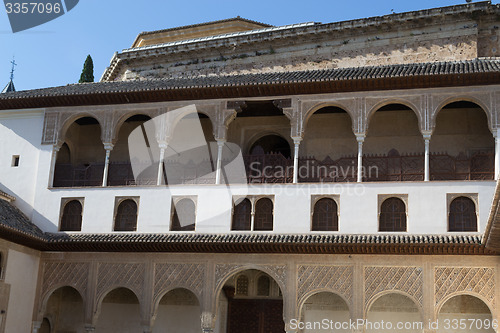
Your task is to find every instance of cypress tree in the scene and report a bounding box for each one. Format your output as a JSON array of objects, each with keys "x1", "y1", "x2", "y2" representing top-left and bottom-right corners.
[{"x1": 79, "y1": 55, "x2": 94, "y2": 83}]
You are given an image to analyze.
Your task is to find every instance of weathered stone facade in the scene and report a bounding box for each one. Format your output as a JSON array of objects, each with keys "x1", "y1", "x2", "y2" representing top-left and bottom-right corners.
[{"x1": 102, "y1": 3, "x2": 500, "y2": 82}]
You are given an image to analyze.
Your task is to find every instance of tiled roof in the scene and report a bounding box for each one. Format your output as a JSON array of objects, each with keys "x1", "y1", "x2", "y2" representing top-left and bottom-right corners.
[
  {"x1": 1, "y1": 59, "x2": 499, "y2": 102},
  {"x1": 41, "y1": 232, "x2": 490, "y2": 254},
  {"x1": 0, "y1": 201, "x2": 489, "y2": 253},
  {"x1": 0, "y1": 199, "x2": 45, "y2": 240},
  {"x1": 46, "y1": 232, "x2": 483, "y2": 245},
  {"x1": 1, "y1": 80, "x2": 15, "y2": 93}
]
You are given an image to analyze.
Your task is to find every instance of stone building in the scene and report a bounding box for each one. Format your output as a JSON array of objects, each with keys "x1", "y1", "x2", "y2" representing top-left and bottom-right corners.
[{"x1": 1, "y1": 2, "x2": 500, "y2": 333}]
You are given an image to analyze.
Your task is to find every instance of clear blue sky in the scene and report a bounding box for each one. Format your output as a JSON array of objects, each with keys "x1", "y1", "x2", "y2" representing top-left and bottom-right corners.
[{"x1": 0, "y1": 0, "x2": 497, "y2": 91}]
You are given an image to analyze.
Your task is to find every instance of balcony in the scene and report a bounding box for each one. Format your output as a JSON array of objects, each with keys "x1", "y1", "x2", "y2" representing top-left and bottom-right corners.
[{"x1": 52, "y1": 150, "x2": 494, "y2": 187}]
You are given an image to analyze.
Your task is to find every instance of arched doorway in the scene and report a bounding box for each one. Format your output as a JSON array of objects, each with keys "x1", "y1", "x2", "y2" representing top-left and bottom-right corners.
[
  {"x1": 153, "y1": 288, "x2": 201, "y2": 333},
  {"x1": 365, "y1": 104, "x2": 423, "y2": 181},
  {"x1": 54, "y1": 117, "x2": 105, "y2": 187},
  {"x1": 42, "y1": 286, "x2": 84, "y2": 332},
  {"x1": 438, "y1": 295, "x2": 494, "y2": 333},
  {"x1": 217, "y1": 269, "x2": 285, "y2": 333},
  {"x1": 431, "y1": 101, "x2": 494, "y2": 180},
  {"x1": 366, "y1": 293, "x2": 422, "y2": 333},
  {"x1": 95, "y1": 287, "x2": 142, "y2": 332},
  {"x1": 300, "y1": 292, "x2": 350, "y2": 332}
]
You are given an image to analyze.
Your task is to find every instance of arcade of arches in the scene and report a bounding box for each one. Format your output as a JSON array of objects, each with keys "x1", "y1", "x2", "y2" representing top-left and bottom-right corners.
[
  {"x1": 50, "y1": 97, "x2": 497, "y2": 187},
  {"x1": 34, "y1": 254, "x2": 498, "y2": 333}
]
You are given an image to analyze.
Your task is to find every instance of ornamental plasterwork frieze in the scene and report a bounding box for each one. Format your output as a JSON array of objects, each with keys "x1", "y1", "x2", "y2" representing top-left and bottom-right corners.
[
  {"x1": 41, "y1": 112, "x2": 59, "y2": 144},
  {"x1": 297, "y1": 265, "x2": 354, "y2": 306},
  {"x1": 434, "y1": 267, "x2": 496, "y2": 310},
  {"x1": 40, "y1": 86, "x2": 500, "y2": 146},
  {"x1": 40, "y1": 261, "x2": 90, "y2": 305},
  {"x1": 153, "y1": 263, "x2": 206, "y2": 302},
  {"x1": 96, "y1": 262, "x2": 145, "y2": 304},
  {"x1": 364, "y1": 266, "x2": 423, "y2": 310}
]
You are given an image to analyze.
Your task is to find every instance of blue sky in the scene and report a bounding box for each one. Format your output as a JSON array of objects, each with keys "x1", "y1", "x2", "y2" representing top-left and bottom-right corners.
[{"x1": 0, "y1": 0, "x2": 497, "y2": 91}]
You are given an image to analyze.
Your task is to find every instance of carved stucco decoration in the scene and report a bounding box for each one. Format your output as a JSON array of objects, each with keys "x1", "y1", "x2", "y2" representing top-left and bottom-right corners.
[
  {"x1": 41, "y1": 112, "x2": 60, "y2": 145},
  {"x1": 55, "y1": 110, "x2": 108, "y2": 145},
  {"x1": 40, "y1": 262, "x2": 90, "y2": 306},
  {"x1": 364, "y1": 266, "x2": 423, "y2": 310},
  {"x1": 153, "y1": 263, "x2": 206, "y2": 303},
  {"x1": 297, "y1": 265, "x2": 354, "y2": 306},
  {"x1": 435, "y1": 267, "x2": 496, "y2": 310},
  {"x1": 96, "y1": 263, "x2": 145, "y2": 304}
]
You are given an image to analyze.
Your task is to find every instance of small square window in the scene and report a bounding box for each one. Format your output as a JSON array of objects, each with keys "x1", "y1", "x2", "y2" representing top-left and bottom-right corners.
[{"x1": 11, "y1": 155, "x2": 20, "y2": 167}]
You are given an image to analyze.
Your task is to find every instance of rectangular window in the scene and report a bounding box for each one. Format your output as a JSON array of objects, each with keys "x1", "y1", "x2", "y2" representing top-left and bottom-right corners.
[{"x1": 11, "y1": 155, "x2": 19, "y2": 167}]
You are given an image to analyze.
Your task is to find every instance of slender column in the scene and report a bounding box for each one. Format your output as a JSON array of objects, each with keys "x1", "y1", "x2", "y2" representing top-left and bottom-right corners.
[
  {"x1": 356, "y1": 134, "x2": 365, "y2": 183},
  {"x1": 101, "y1": 143, "x2": 113, "y2": 187},
  {"x1": 32, "y1": 321, "x2": 41, "y2": 333},
  {"x1": 423, "y1": 133, "x2": 432, "y2": 181},
  {"x1": 48, "y1": 145, "x2": 60, "y2": 187},
  {"x1": 157, "y1": 142, "x2": 167, "y2": 186},
  {"x1": 215, "y1": 139, "x2": 225, "y2": 184},
  {"x1": 292, "y1": 137, "x2": 302, "y2": 184},
  {"x1": 495, "y1": 129, "x2": 500, "y2": 180}
]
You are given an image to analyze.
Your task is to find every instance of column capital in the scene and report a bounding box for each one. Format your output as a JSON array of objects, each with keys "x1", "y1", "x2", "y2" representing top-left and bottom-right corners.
[
  {"x1": 421, "y1": 130, "x2": 432, "y2": 140},
  {"x1": 216, "y1": 138, "x2": 227, "y2": 144},
  {"x1": 103, "y1": 142, "x2": 114, "y2": 151},
  {"x1": 158, "y1": 141, "x2": 168, "y2": 149},
  {"x1": 492, "y1": 127, "x2": 500, "y2": 138},
  {"x1": 355, "y1": 133, "x2": 366, "y2": 143},
  {"x1": 52, "y1": 145, "x2": 61, "y2": 152},
  {"x1": 292, "y1": 136, "x2": 302, "y2": 145}
]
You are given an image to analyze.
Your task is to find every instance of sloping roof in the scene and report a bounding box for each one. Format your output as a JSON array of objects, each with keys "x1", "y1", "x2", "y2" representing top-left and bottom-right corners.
[
  {"x1": 1, "y1": 80, "x2": 15, "y2": 93},
  {"x1": 132, "y1": 17, "x2": 273, "y2": 46},
  {"x1": 0, "y1": 199, "x2": 45, "y2": 241},
  {"x1": 1, "y1": 59, "x2": 499, "y2": 110}
]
